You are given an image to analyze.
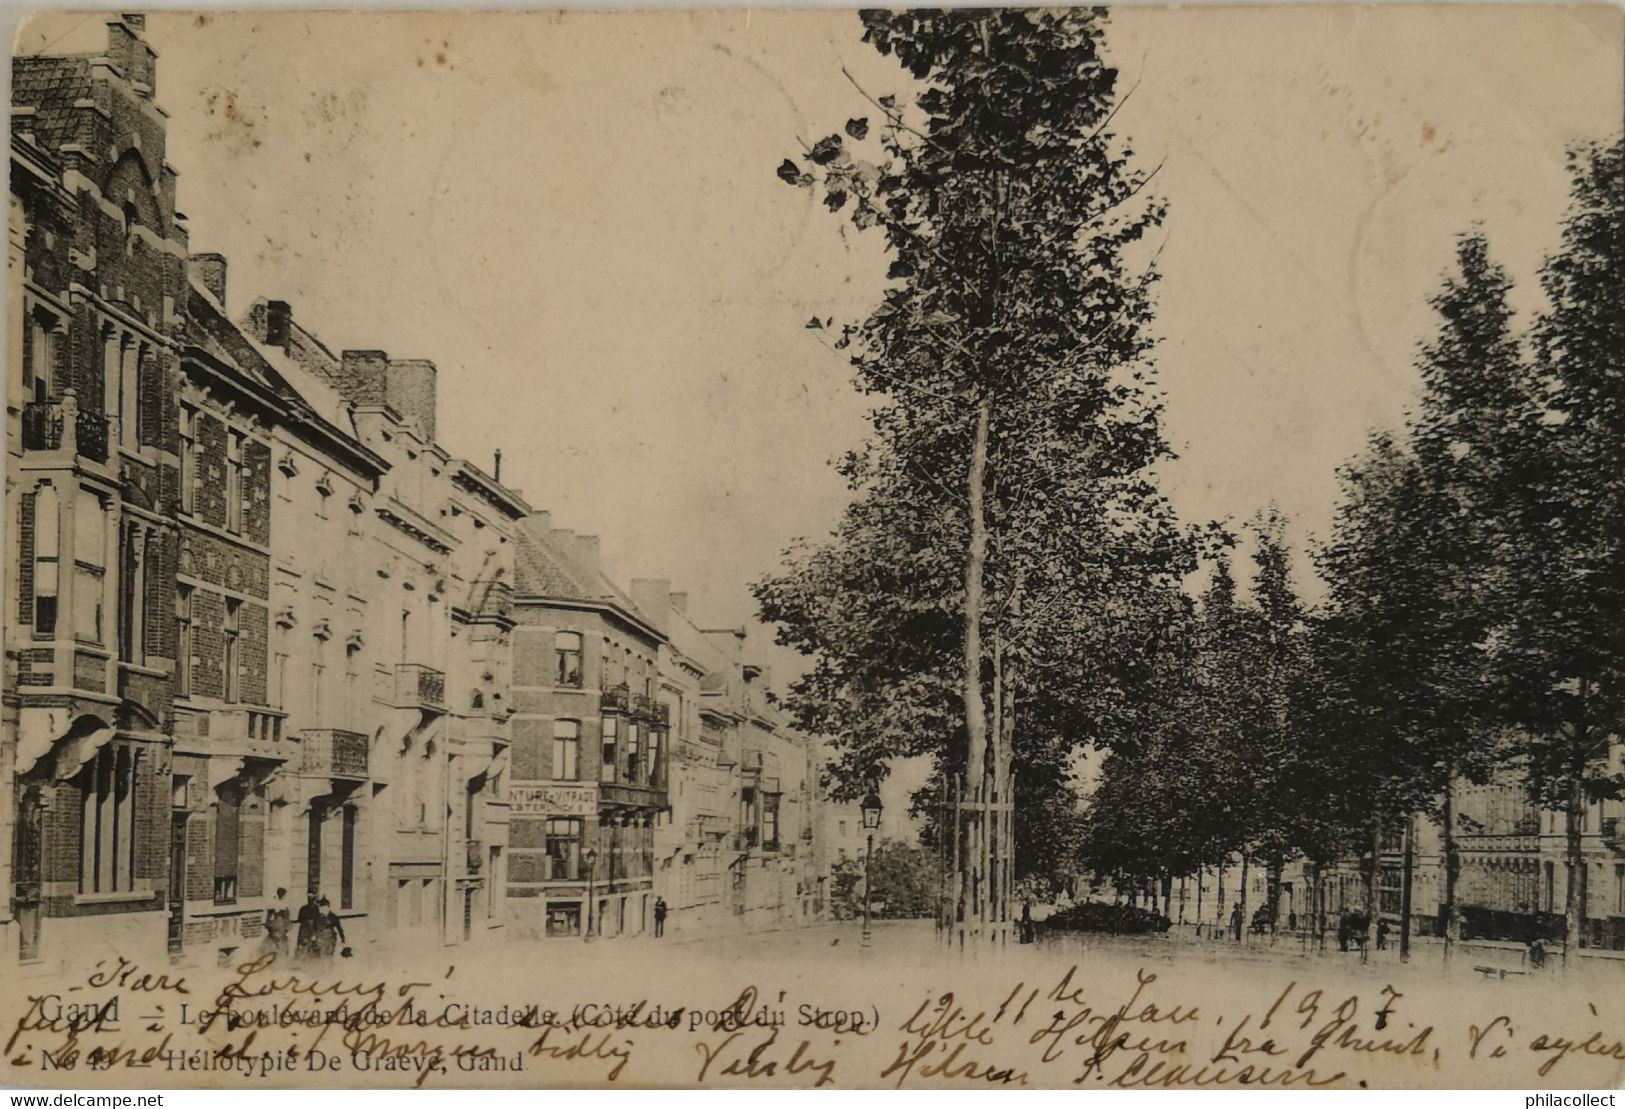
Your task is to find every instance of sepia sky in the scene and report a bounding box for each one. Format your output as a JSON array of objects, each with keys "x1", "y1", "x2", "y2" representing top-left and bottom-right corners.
[{"x1": 15, "y1": 6, "x2": 1625, "y2": 659}]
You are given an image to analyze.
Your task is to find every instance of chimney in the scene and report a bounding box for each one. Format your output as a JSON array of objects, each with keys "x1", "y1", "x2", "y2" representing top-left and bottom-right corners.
[
  {"x1": 572, "y1": 535, "x2": 601, "y2": 574},
  {"x1": 107, "y1": 17, "x2": 155, "y2": 99},
  {"x1": 669, "y1": 591, "x2": 688, "y2": 615},
  {"x1": 265, "y1": 300, "x2": 292, "y2": 350},
  {"x1": 190, "y1": 253, "x2": 227, "y2": 307},
  {"x1": 385, "y1": 358, "x2": 438, "y2": 443},
  {"x1": 339, "y1": 350, "x2": 389, "y2": 408}
]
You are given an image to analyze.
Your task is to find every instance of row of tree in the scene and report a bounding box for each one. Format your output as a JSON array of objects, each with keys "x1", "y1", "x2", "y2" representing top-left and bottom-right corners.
[
  {"x1": 1083, "y1": 140, "x2": 1625, "y2": 960},
  {"x1": 749, "y1": 8, "x2": 1623, "y2": 955}
]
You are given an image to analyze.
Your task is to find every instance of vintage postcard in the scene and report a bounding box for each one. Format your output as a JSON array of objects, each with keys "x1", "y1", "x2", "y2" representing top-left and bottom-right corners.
[{"x1": 3, "y1": 5, "x2": 1625, "y2": 1093}]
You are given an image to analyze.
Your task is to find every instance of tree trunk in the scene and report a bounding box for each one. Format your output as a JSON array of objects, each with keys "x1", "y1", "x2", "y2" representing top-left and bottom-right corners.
[
  {"x1": 1564, "y1": 764, "x2": 1584, "y2": 968},
  {"x1": 962, "y1": 398, "x2": 991, "y2": 932},
  {"x1": 1364, "y1": 812, "x2": 1382, "y2": 962},
  {"x1": 1399, "y1": 812, "x2": 1414, "y2": 962},
  {"x1": 1441, "y1": 778, "x2": 1459, "y2": 962},
  {"x1": 1238, "y1": 855, "x2": 1249, "y2": 942},
  {"x1": 1267, "y1": 855, "x2": 1282, "y2": 944}
]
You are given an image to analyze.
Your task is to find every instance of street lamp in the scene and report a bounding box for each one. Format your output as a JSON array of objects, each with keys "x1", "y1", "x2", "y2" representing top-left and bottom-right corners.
[
  {"x1": 860, "y1": 791, "x2": 883, "y2": 947},
  {"x1": 583, "y1": 846, "x2": 598, "y2": 942}
]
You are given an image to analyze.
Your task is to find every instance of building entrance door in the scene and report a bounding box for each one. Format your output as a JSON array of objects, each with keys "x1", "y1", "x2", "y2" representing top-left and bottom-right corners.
[
  {"x1": 15, "y1": 786, "x2": 44, "y2": 962},
  {"x1": 168, "y1": 813, "x2": 188, "y2": 955}
]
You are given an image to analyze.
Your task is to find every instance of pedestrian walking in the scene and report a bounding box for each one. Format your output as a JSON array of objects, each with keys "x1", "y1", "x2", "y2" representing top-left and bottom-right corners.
[
  {"x1": 262, "y1": 887, "x2": 292, "y2": 960},
  {"x1": 316, "y1": 896, "x2": 345, "y2": 961},
  {"x1": 294, "y1": 891, "x2": 322, "y2": 962},
  {"x1": 1230, "y1": 902, "x2": 1243, "y2": 941},
  {"x1": 653, "y1": 897, "x2": 667, "y2": 938}
]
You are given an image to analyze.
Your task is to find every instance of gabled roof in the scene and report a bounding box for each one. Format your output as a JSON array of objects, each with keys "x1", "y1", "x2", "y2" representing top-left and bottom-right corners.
[
  {"x1": 185, "y1": 278, "x2": 386, "y2": 479},
  {"x1": 514, "y1": 520, "x2": 665, "y2": 645}
]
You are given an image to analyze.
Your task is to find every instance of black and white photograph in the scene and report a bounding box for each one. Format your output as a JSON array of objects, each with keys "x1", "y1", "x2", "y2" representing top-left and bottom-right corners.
[{"x1": 2, "y1": 4, "x2": 1623, "y2": 1092}]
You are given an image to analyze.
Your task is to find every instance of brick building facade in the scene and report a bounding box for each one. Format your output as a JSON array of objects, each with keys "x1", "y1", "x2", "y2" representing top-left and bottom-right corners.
[
  {"x1": 6, "y1": 16, "x2": 187, "y2": 969},
  {"x1": 7, "y1": 16, "x2": 826, "y2": 972}
]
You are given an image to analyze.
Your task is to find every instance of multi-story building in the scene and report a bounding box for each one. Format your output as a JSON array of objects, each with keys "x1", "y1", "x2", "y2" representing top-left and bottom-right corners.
[
  {"x1": 239, "y1": 307, "x2": 528, "y2": 951},
  {"x1": 168, "y1": 263, "x2": 285, "y2": 964},
  {"x1": 631, "y1": 581, "x2": 731, "y2": 937},
  {"x1": 696, "y1": 630, "x2": 824, "y2": 931},
  {"x1": 6, "y1": 16, "x2": 188, "y2": 969},
  {"x1": 181, "y1": 271, "x2": 392, "y2": 956},
  {"x1": 509, "y1": 515, "x2": 670, "y2": 939}
]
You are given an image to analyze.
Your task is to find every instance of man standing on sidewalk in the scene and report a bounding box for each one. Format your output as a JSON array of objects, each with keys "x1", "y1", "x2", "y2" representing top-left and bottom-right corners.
[{"x1": 654, "y1": 897, "x2": 667, "y2": 938}]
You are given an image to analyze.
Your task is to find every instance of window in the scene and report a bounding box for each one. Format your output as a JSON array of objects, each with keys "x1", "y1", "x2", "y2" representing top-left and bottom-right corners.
[
  {"x1": 552, "y1": 720, "x2": 580, "y2": 781},
  {"x1": 545, "y1": 902, "x2": 581, "y2": 937},
  {"x1": 178, "y1": 406, "x2": 195, "y2": 514},
  {"x1": 119, "y1": 338, "x2": 139, "y2": 448},
  {"x1": 554, "y1": 631, "x2": 582, "y2": 687},
  {"x1": 25, "y1": 310, "x2": 58, "y2": 401},
  {"x1": 72, "y1": 496, "x2": 106, "y2": 644},
  {"x1": 273, "y1": 651, "x2": 289, "y2": 709},
  {"x1": 175, "y1": 586, "x2": 193, "y2": 698},
  {"x1": 31, "y1": 484, "x2": 59, "y2": 636},
  {"x1": 101, "y1": 327, "x2": 119, "y2": 422},
  {"x1": 226, "y1": 431, "x2": 244, "y2": 533},
  {"x1": 214, "y1": 783, "x2": 241, "y2": 904},
  {"x1": 545, "y1": 818, "x2": 582, "y2": 880},
  {"x1": 117, "y1": 524, "x2": 145, "y2": 665},
  {"x1": 600, "y1": 716, "x2": 619, "y2": 783},
  {"x1": 625, "y1": 722, "x2": 640, "y2": 784},
  {"x1": 223, "y1": 598, "x2": 241, "y2": 703},
  {"x1": 764, "y1": 796, "x2": 780, "y2": 851},
  {"x1": 645, "y1": 726, "x2": 660, "y2": 788},
  {"x1": 79, "y1": 745, "x2": 140, "y2": 894}
]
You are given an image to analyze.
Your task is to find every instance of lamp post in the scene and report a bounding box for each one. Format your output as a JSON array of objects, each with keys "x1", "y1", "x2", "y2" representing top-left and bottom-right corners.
[
  {"x1": 860, "y1": 791, "x2": 883, "y2": 948},
  {"x1": 583, "y1": 846, "x2": 598, "y2": 942}
]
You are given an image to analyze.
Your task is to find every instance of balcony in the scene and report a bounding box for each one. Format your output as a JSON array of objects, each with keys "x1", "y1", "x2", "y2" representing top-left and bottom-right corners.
[
  {"x1": 632, "y1": 693, "x2": 656, "y2": 720},
  {"x1": 300, "y1": 729, "x2": 369, "y2": 780},
  {"x1": 601, "y1": 683, "x2": 630, "y2": 714},
  {"x1": 1513, "y1": 815, "x2": 1541, "y2": 836},
  {"x1": 22, "y1": 397, "x2": 108, "y2": 464},
  {"x1": 649, "y1": 701, "x2": 671, "y2": 728},
  {"x1": 1602, "y1": 817, "x2": 1621, "y2": 846},
  {"x1": 466, "y1": 838, "x2": 485, "y2": 873},
  {"x1": 800, "y1": 826, "x2": 814, "y2": 842},
  {"x1": 395, "y1": 663, "x2": 446, "y2": 713}
]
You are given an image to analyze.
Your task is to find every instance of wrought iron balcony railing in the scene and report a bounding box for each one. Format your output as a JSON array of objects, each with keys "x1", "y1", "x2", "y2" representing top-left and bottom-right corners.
[
  {"x1": 395, "y1": 663, "x2": 446, "y2": 712},
  {"x1": 21, "y1": 398, "x2": 109, "y2": 463},
  {"x1": 300, "y1": 729, "x2": 369, "y2": 779},
  {"x1": 601, "y1": 683, "x2": 630, "y2": 714}
]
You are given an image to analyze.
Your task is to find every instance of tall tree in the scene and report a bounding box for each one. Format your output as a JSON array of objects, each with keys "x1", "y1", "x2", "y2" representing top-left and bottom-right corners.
[
  {"x1": 1494, "y1": 139, "x2": 1625, "y2": 962},
  {"x1": 756, "y1": 10, "x2": 1194, "y2": 912},
  {"x1": 1405, "y1": 231, "x2": 1540, "y2": 957}
]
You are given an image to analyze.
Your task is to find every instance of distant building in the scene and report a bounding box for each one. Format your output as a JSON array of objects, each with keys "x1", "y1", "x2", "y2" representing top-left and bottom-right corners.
[{"x1": 509, "y1": 516, "x2": 671, "y2": 938}]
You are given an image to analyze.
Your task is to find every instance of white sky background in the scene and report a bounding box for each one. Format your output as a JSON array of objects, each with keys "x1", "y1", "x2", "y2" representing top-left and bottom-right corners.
[{"x1": 15, "y1": 5, "x2": 1625, "y2": 678}]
